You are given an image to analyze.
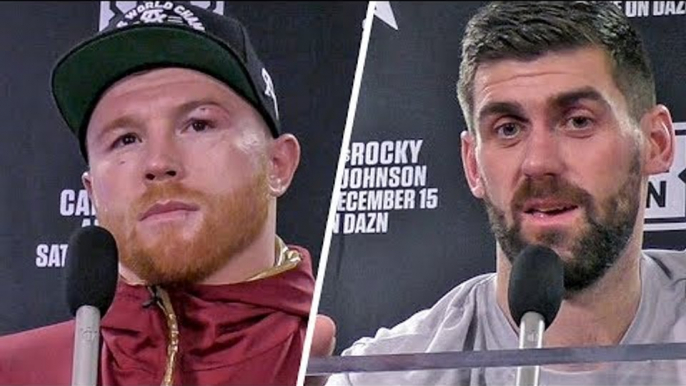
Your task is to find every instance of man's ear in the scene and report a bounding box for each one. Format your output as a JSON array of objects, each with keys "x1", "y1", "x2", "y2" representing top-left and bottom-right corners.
[
  {"x1": 461, "y1": 130, "x2": 485, "y2": 198},
  {"x1": 641, "y1": 105, "x2": 675, "y2": 176},
  {"x1": 267, "y1": 134, "x2": 301, "y2": 197},
  {"x1": 81, "y1": 170, "x2": 98, "y2": 209}
]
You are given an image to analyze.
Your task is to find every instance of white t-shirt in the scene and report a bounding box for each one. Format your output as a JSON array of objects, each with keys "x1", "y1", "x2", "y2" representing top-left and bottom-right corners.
[{"x1": 327, "y1": 250, "x2": 686, "y2": 385}]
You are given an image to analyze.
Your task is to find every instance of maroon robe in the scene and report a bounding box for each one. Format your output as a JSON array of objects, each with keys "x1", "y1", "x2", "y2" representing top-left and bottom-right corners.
[{"x1": 0, "y1": 246, "x2": 314, "y2": 385}]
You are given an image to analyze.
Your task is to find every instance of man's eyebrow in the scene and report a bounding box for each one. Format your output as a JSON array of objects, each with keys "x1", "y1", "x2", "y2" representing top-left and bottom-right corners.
[
  {"x1": 174, "y1": 99, "x2": 223, "y2": 115},
  {"x1": 92, "y1": 100, "x2": 226, "y2": 143},
  {"x1": 92, "y1": 116, "x2": 141, "y2": 145},
  {"x1": 550, "y1": 87, "x2": 611, "y2": 111},
  {"x1": 475, "y1": 87, "x2": 611, "y2": 128},
  {"x1": 477, "y1": 101, "x2": 527, "y2": 126}
]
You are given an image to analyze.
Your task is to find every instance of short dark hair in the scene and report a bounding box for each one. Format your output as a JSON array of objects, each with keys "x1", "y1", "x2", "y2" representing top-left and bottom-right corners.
[{"x1": 457, "y1": 1, "x2": 655, "y2": 133}]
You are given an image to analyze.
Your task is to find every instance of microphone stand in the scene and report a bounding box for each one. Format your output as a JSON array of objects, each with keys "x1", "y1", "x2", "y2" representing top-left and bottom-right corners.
[
  {"x1": 71, "y1": 305, "x2": 101, "y2": 386},
  {"x1": 515, "y1": 311, "x2": 545, "y2": 386}
]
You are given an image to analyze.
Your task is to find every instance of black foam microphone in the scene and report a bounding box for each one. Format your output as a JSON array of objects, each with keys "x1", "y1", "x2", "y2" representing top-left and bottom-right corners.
[
  {"x1": 65, "y1": 225, "x2": 119, "y2": 386},
  {"x1": 508, "y1": 244, "x2": 564, "y2": 386}
]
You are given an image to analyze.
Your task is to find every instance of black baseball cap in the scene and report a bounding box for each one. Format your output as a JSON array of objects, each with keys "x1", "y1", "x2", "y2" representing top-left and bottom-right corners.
[{"x1": 51, "y1": 1, "x2": 281, "y2": 160}]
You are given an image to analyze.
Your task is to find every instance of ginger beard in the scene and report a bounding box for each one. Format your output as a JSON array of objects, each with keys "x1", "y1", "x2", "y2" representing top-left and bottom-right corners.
[
  {"x1": 483, "y1": 153, "x2": 642, "y2": 297},
  {"x1": 99, "y1": 169, "x2": 270, "y2": 286}
]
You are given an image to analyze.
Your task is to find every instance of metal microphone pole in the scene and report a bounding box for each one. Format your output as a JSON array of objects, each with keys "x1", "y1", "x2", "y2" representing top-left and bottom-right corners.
[
  {"x1": 515, "y1": 311, "x2": 545, "y2": 386},
  {"x1": 72, "y1": 305, "x2": 101, "y2": 386}
]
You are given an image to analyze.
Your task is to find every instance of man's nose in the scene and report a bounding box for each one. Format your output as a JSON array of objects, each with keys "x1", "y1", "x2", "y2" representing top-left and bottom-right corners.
[
  {"x1": 520, "y1": 126, "x2": 565, "y2": 178},
  {"x1": 142, "y1": 135, "x2": 183, "y2": 182}
]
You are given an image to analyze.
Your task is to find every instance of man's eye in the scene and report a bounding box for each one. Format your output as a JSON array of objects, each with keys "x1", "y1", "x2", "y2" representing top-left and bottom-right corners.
[
  {"x1": 567, "y1": 116, "x2": 593, "y2": 130},
  {"x1": 495, "y1": 122, "x2": 521, "y2": 139},
  {"x1": 113, "y1": 133, "x2": 138, "y2": 148},
  {"x1": 190, "y1": 120, "x2": 213, "y2": 132}
]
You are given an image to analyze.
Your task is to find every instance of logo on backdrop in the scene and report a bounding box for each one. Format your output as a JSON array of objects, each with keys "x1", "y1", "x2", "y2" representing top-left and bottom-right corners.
[
  {"x1": 100, "y1": 1, "x2": 225, "y2": 31},
  {"x1": 35, "y1": 189, "x2": 98, "y2": 268},
  {"x1": 375, "y1": 2, "x2": 398, "y2": 30},
  {"x1": 333, "y1": 139, "x2": 440, "y2": 235},
  {"x1": 613, "y1": 1, "x2": 686, "y2": 17},
  {"x1": 645, "y1": 122, "x2": 686, "y2": 231}
]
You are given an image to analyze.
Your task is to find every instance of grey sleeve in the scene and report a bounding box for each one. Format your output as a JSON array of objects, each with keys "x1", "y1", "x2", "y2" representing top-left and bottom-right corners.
[{"x1": 324, "y1": 373, "x2": 354, "y2": 386}]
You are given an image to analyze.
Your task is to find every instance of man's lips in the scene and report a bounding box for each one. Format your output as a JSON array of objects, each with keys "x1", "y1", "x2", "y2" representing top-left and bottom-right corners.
[
  {"x1": 521, "y1": 199, "x2": 579, "y2": 217},
  {"x1": 139, "y1": 201, "x2": 199, "y2": 221}
]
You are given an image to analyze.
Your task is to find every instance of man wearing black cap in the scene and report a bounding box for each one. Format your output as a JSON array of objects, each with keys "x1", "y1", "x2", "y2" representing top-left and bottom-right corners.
[{"x1": 0, "y1": 2, "x2": 333, "y2": 385}]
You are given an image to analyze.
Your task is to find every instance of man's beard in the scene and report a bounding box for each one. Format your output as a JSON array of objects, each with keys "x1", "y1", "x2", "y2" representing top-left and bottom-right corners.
[
  {"x1": 99, "y1": 171, "x2": 270, "y2": 286},
  {"x1": 484, "y1": 156, "x2": 641, "y2": 297}
]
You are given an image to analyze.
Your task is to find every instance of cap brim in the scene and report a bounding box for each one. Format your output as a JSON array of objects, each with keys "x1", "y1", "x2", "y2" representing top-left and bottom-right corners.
[{"x1": 52, "y1": 25, "x2": 260, "y2": 156}]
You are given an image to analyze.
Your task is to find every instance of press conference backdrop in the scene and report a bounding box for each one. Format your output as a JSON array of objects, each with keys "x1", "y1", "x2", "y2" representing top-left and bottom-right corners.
[
  {"x1": 0, "y1": 1, "x2": 367, "y2": 335},
  {"x1": 321, "y1": 1, "x2": 686, "y2": 354}
]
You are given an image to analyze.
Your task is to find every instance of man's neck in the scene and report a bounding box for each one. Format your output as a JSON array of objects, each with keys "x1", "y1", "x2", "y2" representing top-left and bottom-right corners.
[
  {"x1": 199, "y1": 223, "x2": 277, "y2": 285},
  {"x1": 495, "y1": 242, "x2": 643, "y2": 348}
]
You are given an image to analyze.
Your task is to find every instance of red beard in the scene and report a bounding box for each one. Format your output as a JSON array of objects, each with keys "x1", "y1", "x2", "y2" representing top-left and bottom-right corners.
[{"x1": 100, "y1": 172, "x2": 270, "y2": 285}]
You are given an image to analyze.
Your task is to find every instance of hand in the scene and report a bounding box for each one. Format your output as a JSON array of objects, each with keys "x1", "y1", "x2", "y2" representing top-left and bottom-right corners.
[{"x1": 304, "y1": 314, "x2": 336, "y2": 386}]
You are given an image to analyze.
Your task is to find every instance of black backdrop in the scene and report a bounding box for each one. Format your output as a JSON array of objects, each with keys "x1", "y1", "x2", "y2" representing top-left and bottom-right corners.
[
  {"x1": 321, "y1": 1, "x2": 686, "y2": 354},
  {"x1": 0, "y1": 1, "x2": 367, "y2": 335}
]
